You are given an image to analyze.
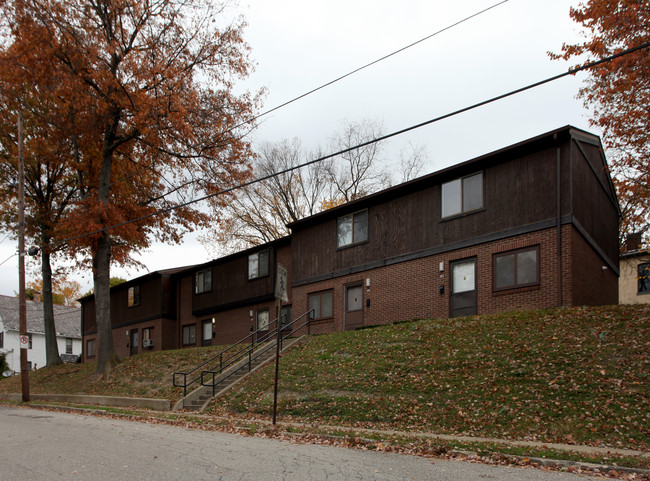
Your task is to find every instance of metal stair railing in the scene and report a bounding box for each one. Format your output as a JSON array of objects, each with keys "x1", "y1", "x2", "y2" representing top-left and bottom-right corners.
[
  {"x1": 173, "y1": 318, "x2": 281, "y2": 397},
  {"x1": 200, "y1": 309, "x2": 314, "y2": 396}
]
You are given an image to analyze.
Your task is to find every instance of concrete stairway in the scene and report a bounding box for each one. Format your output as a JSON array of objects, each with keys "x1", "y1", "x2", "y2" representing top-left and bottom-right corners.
[{"x1": 173, "y1": 336, "x2": 304, "y2": 412}]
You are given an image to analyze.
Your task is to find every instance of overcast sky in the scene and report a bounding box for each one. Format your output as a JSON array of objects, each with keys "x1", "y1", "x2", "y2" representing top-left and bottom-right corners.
[{"x1": 0, "y1": 0, "x2": 597, "y2": 297}]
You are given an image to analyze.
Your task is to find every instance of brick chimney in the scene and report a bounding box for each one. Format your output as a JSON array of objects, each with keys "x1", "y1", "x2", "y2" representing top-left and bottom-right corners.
[
  {"x1": 33, "y1": 290, "x2": 42, "y2": 303},
  {"x1": 624, "y1": 232, "x2": 643, "y2": 253}
]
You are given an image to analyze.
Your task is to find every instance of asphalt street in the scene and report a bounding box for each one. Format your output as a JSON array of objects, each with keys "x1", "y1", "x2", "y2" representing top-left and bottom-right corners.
[{"x1": 0, "y1": 405, "x2": 602, "y2": 481}]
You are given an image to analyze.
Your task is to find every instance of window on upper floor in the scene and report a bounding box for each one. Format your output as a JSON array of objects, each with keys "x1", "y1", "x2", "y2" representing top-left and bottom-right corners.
[
  {"x1": 638, "y1": 263, "x2": 650, "y2": 294},
  {"x1": 248, "y1": 250, "x2": 270, "y2": 280},
  {"x1": 441, "y1": 172, "x2": 483, "y2": 218},
  {"x1": 195, "y1": 268, "x2": 212, "y2": 294},
  {"x1": 128, "y1": 285, "x2": 140, "y2": 307},
  {"x1": 493, "y1": 246, "x2": 539, "y2": 291},
  {"x1": 66, "y1": 338, "x2": 73, "y2": 354},
  {"x1": 28, "y1": 333, "x2": 32, "y2": 349},
  {"x1": 309, "y1": 290, "x2": 333, "y2": 320},
  {"x1": 337, "y1": 209, "x2": 368, "y2": 248},
  {"x1": 0, "y1": 332, "x2": 3, "y2": 349}
]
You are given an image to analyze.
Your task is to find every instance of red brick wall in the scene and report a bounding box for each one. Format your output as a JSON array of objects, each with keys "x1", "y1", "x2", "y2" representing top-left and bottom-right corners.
[{"x1": 291, "y1": 225, "x2": 614, "y2": 335}]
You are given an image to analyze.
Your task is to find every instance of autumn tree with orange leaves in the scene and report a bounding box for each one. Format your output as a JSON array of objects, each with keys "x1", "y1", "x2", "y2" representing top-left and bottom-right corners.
[
  {"x1": 0, "y1": 0, "x2": 260, "y2": 376},
  {"x1": 0, "y1": 59, "x2": 82, "y2": 366},
  {"x1": 551, "y1": 0, "x2": 650, "y2": 244}
]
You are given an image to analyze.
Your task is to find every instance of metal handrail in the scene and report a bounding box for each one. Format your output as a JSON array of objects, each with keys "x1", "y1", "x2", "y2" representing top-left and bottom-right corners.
[
  {"x1": 200, "y1": 309, "x2": 314, "y2": 396},
  {"x1": 173, "y1": 316, "x2": 284, "y2": 397}
]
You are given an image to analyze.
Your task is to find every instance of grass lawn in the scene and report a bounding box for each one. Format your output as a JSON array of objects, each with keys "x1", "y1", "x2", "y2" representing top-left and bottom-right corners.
[
  {"x1": 1, "y1": 304, "x2": 648, "y2": 455},
  {"x1": 0, "y1": 344, "x2": 236, "y2": 405},
  {"x1": 206, "y1": 305, "x2": 650, "y2": 452}
]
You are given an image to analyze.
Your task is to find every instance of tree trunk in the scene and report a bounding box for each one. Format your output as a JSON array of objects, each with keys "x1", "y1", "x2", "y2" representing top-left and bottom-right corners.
[
  {"x1": 93, "y1": 231, "x2": 118, "y2": 376},
  {"x1": 94, "y1": 117, "x2": 120, "y2": 377},
  {"x1": 41, "y1": 244, "x2": 62, "y2": 366}
]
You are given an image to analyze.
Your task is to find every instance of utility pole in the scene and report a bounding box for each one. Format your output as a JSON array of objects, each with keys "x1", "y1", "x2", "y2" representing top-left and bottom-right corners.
[
  {"x1": 272, "y1": 264, "x2": 288, "y2": 425},
  {"x1": 17, "y1": 112, "x2": 30, "y2": 402}
]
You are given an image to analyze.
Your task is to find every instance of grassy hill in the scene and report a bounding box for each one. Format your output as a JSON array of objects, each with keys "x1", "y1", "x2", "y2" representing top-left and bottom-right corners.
[
  {"x1": 209, "y1": 304, "x2": 650, "y2": 452},
  {"x1": 2, "y1": 304, "x2": 649, "y2": 454}
]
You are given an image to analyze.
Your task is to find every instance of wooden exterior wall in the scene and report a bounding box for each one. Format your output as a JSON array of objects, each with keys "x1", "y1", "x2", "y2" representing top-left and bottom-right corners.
[{"x1": 291, "y1": 133, "x2": 576, "y2": 286}]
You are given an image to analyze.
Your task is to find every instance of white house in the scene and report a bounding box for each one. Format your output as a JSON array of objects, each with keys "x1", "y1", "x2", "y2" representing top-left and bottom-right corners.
[{"x1": 0, "y1": 295, "x2": 82, "y2": 374}]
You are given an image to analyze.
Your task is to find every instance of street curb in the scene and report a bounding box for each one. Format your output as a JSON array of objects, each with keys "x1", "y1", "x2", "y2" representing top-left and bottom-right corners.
[{"x1": 0, "y1": 393, "x2": 170, "y2": 411}]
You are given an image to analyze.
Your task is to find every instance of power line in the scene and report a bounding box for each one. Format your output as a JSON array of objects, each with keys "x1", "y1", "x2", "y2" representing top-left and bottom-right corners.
[
  {"x1": 228, "y1": 0, "x2": 511, "y2": 132},
  {"x1": 0, "y1": 253, "x2": 16, "y2": 267},
  {"x1": 48, "y1": 41, "x2": 650, "y2": 251},
  {"x1": 82, "y1": 0, "x2": 511, "y2": 196}
]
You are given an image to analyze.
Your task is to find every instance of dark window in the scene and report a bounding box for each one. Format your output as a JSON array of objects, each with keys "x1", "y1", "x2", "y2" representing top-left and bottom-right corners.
[
  {"x1": 28, "y1": 333, "x2": 32, "y2": 349},
  {"x1": 0, "y1": 332, "x2": 3, "y2": 349},
  {"x1": 281, "y1": 305, "x2": 292, "y2": 327},
  {"x1": 638, "y1": 263, "x2": 650, "y2": 294},
  {"x1": 248, "y1": 250, "x2": 270, "y2": 279},
  {"x1": 182, "y1": 324, "x2": 196, "y2": 346},
  {"x1": 309, "y1": 290, "x2": 333, "y2": 320},
  {"x1": 494, "y1": 246, "x2": 539, "y2": 291},
  {"x1": 195, "y1": 268, "x2": 212, "y2": 294},
  {"x1": 441, "y1": 172, "x2": 483, "y2": 218},
  {"x1": 66, "y1": 338, "x2": 73, "y2": 354},
  {"x1": 257, "y1": 310, "x2": 269, "y2": 331},
  {"x1": 337, "y1": 210, "x2": 368, "y2": 248},
  {"x1": 86, "y1": 339, "x2": 96, "y2": 357},
  {"x1": 128, "y1": 285, "x2": 140, "y2": 307}
]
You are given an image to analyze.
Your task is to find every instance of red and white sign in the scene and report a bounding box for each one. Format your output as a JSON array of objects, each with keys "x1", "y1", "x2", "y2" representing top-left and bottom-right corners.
[{"x1": 19, "y1": 335, "x2": 29, "y2": 348}]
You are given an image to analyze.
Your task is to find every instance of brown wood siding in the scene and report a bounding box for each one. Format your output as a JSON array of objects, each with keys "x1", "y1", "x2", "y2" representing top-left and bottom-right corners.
[
  {"x1": 291, "y1": 144, "x2": 563, "y2": 284},
  {"x1": 570, "y1": 141, "x2": 619, "y2": 266},
  {"x1": 81, "y1": 300, "x2": 96, "y2": 334},
  {"x1": 191, "y1": 248, "x2": 276, "y2": 315},
  {"x1": 110, "y1": 276, "x2": 164, "y2": 327}
]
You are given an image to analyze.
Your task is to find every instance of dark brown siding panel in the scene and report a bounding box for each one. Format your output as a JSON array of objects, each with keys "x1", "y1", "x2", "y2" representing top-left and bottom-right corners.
[
  {"x1": 571, "y1": 228, "x2": 618, "y2": 306},
  {"x1": 292, "y1": 144, "x2": 563, "y2": 285},
  {"x1": 192, "y1": 248, "x2": 276, "y2": 314},
  {"x1": 81, "y1": 300, "x2": 96, "y2": 334},
  {"x1": 570, "y1": 141, "x2": 619, "y2": 266}
]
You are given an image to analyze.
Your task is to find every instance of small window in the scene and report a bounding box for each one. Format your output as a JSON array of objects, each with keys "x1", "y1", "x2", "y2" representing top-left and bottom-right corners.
[
  {"x1": 182, "y1": 324, "x2": 196, "y2": 346},
  {"x1": 494, "y1": 246, "x2": 539, "y2": 291},
  {"x1": 337, "y1": 210, "x2": 368, "y2": 248},
  {"x1": 142, "y1": 327, "x2": 153, "y2": 347},
  {"x1": 28, "y1": 333, "x2": 32, "y2": 349},
  {"x1": 309, "y1": 290, "x2": 333, "y2": 320},
  {"x1": 441, "y1": 172, "x2": 483, "y2": 218},
  {"x1": 638, "y1": 263, "x2": 650, "y2": 294},
  {"x1": 248, "y1": 250, "x2": 270, "y2": 279},
  {"x1": 195, "y1": 268, "x2": 212, "y2": 294},
  {"x1": 201, "y1": 320, "x2": 213, "y2": 346},
  {"x1": 66, "y1": 338, "x2": 73, "y2": 354},
  {"x1": 0, "y1": 332, "x2": 3, "y2": 349},
  {"x1": 128, "y1": 285, "x2": 140, "y2": 307},
  {"x1": 257, "y1": 310, "x2": 269, "y2": 331},
  {"x1": 86, "y1": 339, "x2": 96, "y2": 357},
  {"x1": 281, "y1": 305, "x2": 292, "y2": 327}
]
